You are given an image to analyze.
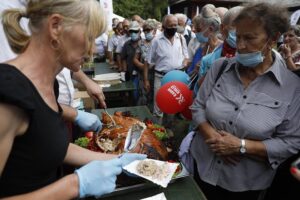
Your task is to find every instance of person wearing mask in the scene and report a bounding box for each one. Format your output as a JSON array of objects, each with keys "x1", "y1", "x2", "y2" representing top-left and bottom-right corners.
[
  {"x1": 133, "y1": 19, "x2": 157, "y2": 108},
  {"x1": 188, "y1": 7, "x2": 223, "y2": 93},
  {"x1": 194, "y1": 6, "x2": 243, "y2": 94},
  {"x1": 145, "y1": 14, "x2": 189, "y2": 122},
  {"x1": 190, "y1": 2, "x2": 300, "y2": 200},
  {"x1": 175, "y1": 13, "x2": 195, "y2": 46},
  {"x1": 120, "y1": 21, "x2": 141, "y2": 103},
  {"x1": 0, "y1": 0, "x2": 106, "y2": 136},
  {"x1": 0, "y1": 0, "x2": 146, "y2": 198},
  {"x1": 116, "y1": 19, "x2": 131, "y2": 71}
]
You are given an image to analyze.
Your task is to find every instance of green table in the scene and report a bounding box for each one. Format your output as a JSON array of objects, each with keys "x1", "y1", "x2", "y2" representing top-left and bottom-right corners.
[
  {"x1": 93, "y1": 62, "x2": 136, "y2": 93},
  {"x1": 93, "y1": 176, "x2": 207, "y2": 200}
]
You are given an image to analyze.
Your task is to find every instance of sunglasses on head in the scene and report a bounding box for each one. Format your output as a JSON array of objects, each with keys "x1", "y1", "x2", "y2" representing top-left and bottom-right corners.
[
  {"x1": 129, "y1": 30, "x2": 140, "y2": 33},
  {"x1": 143, "y1": 29, "x2": 152, "y2": 33}
]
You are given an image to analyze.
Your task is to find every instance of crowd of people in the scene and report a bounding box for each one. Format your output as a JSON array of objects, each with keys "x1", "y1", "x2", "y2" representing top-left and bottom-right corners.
[{"x1": 1, "y1": 0, "x2": 300, "y2": 199}]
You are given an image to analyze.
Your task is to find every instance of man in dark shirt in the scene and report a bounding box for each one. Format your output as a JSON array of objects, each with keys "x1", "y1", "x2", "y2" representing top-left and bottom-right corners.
[{"x1": 121, "y1": 21, "x2": 141, "y2": 103}]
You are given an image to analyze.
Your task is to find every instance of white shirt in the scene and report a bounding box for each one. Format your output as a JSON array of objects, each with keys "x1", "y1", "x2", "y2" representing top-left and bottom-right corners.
[
  {"x1": 147, "y1": 32, "x2": 189, "y2": 72},
  {"x1": 107, "y1": 33, "x2": 122, "y2": 52},
  {"x1": 95, "y1": 33, "x2": 108, "y2": 56},
  {"x1": 0, "y1": 0, "x2": 29, "y2": 62},
  {"x1": 187, "y1": 37, "x2": 202, "y2": 59},
  {"x1": 115, "y1": 35, "x2": 130, "y2": 53},
  {"x1": 56, "y1": 68, "x2": 75, "y2": 107},
  {"x1": 183, "y1": 28, "x2": 195, "y2": 39}
]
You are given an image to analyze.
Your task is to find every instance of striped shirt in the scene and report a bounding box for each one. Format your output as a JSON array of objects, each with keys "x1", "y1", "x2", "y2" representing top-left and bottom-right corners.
[{"x1": 190, "y1": 52, "x2": 300, "y2": 191}]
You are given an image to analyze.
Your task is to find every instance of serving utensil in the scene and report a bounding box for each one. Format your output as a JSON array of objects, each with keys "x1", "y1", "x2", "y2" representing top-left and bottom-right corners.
[{"x1": 104, "y1": 108, "x2": 116, "y2": 127}]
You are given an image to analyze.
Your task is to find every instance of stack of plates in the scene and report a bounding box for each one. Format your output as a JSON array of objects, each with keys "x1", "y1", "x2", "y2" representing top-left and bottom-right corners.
[{"x1": 93, "y1": 73, "x2": 121, "y2": 85}]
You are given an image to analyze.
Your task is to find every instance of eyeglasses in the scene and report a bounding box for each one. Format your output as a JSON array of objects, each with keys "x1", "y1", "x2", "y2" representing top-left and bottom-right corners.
[
  {"x1": 129, "y1": 30, "x2": 140, "y2": 33},
  {"x1": 143, "y1": 29, "x2": 152, "y2": 33}
]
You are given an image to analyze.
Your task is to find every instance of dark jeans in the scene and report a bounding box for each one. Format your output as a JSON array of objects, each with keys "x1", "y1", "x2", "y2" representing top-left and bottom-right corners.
[{"x1": 193, "y1": 161, "x2": 262, "y2": 200}]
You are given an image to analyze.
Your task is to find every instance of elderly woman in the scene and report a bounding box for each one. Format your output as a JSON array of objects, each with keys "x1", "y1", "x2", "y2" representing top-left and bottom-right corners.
[
  {"x1": 187, "y1": 8, "x2": 223, "y2": 92},
  {"x1": 279, "y1": 25, "x2": 300, "y2": 71},
  {"x1": 190, "y1": 2, "x2": 300, "y2": 200},
  {"x1": 0, "y1": 0, "x2": 145, "y2": 198},
  {"x1": 193, "y1": 6, "x2": 243, "y2": 95}
]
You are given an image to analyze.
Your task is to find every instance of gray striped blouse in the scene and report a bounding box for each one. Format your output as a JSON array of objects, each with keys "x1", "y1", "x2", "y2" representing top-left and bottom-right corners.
[{"x1": 190, "y1": 52, "x2": 300, "y2": 191}]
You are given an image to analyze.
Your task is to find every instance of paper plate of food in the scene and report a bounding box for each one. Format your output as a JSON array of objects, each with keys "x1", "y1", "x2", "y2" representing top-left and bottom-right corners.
[{"x1": 123, "y1": 158, "x2": 179, "y2": 188}]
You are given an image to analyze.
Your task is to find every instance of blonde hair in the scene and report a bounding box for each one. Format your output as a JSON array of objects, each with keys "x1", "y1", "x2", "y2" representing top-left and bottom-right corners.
[{"x1": 2, "y1": 0, "x2": 107, "y2": 58}]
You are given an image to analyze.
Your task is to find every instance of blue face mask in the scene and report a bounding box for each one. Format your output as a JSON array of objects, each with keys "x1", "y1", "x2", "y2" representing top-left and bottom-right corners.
[
  {"x1": 226, "y1": 30, "x2": 236, "y2": 48},
  {"x1": 196, "y1": 31, "x2": 208, "y2": 43},
  {"x1": 236, "y1": 51, "x2": 264, "y2": 68},
  {"x1": 130, "y1": 32, "x2": 140, "y2": 41},
  {"x1": 145, "y1": 32, "x2": 154, "y2": 41}
]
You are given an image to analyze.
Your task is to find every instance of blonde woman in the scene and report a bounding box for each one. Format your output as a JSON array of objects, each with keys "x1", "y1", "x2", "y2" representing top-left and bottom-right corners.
[{"x1": 0, "y1": 0, "x2": 145, "y2": 199}]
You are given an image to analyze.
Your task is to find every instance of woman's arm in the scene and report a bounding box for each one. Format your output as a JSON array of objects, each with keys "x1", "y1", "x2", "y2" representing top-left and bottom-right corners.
[
  {"x1": 2, "y1": 174, "x2": 79, "y2": 200},
  {"x1": 285, "y1": 56, "x2": 299, "y2": 71},
  {"x1": 0, "y1": 103, "x2": 29, "y2": 175},
  {"x1": 0, "y1": 103, "x2": 80, "y2": 199},
  {"x1": 72, "y1": 70, "x2": 106, "y2": 108},
  {"x1": 64, "y1": 143, "x2": 118, "y2": 167}
]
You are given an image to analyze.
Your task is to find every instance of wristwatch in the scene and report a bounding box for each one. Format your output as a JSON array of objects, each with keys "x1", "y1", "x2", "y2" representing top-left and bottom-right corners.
[{"x1": 240, "y1": 139, "x2": 246, "y2": 154}]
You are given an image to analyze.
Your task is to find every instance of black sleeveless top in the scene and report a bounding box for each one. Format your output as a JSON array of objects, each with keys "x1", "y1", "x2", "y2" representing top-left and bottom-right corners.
[{"x1": 0, "y1": 64, "x2": 69, "y2": 197}]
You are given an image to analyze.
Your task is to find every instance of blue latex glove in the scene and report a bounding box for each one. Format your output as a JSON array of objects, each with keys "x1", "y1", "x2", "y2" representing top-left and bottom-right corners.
[
  {"x1": 75, "y1": 159, "x2": 122, "y2": 198},
  {"x1": 75, "y1": 110, "x2": 102, "y2": 133},
  {"x1": 119, "y1": 153, "x2": 147, "y2": 167}
]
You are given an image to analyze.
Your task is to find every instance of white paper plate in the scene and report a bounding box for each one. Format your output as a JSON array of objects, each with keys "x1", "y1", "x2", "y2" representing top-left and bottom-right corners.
[
  {"x1": 93, "y1": 73, "x2": 121, "y2": 81},
  {"x1": 123, "y1": 159, "x2": 179, "y2": 188},
  {"x1": 140, "y1": 193, "x2": 167, "y2": 200}
]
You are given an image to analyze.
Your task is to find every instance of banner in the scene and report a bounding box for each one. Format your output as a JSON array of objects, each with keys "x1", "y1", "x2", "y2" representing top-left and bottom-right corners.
[{"x1": 100, "y1": 0, "x2": 113, "y2": 30}]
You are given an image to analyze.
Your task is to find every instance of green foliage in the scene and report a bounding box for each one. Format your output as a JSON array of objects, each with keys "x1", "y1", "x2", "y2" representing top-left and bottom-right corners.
[{"x1": 113, "y1": 0, "x2": 168, "y2": 21}]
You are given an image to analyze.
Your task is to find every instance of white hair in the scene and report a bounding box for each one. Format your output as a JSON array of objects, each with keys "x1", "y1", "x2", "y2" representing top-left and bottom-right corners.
[{"x1": 174, "y1": 13, "x2": 188, "y2": 23}]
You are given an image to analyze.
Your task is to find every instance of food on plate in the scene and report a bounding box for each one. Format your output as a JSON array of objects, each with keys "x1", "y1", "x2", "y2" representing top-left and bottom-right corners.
[
  {"x1": 74, "y1": 137, "x2": 90, "y2": 148},
  {"x1": 136, "y1": 160, "x2": 170, "y2": 181},
  {"x1": 168, "y1": 160, "x2": 182, "y2": 177},
  {"x1": 97, "y1": 112, "x2": 169, "y2": 160}
]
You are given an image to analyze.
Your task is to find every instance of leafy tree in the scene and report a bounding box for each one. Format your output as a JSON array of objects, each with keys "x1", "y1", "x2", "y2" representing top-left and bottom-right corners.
[{"x1": 113, "y1": 0, "x2": 168, "y2": 21}]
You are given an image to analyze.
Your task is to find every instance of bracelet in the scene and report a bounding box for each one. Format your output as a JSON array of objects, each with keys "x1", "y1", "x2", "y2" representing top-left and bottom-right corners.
[{"x1": 285, "y1": 55, "x2": 292, "y2": 60}]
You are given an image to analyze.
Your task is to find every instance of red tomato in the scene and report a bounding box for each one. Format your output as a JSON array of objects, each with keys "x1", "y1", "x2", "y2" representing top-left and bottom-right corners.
[{"x1": 85, "y1": 131, "x2": 93, "y2": 139}]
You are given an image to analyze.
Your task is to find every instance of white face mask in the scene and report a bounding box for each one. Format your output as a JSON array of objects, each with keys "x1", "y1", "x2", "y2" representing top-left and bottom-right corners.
[{"x1": 236, "y1": 40, "x2": 269, "y2": 67}]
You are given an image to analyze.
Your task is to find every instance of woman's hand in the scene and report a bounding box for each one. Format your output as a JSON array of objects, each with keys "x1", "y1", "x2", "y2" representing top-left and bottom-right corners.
[
  {"x1": 206, "y1": 130, "x2": 241, "y2": 156},
  {"x1": 281, "y1": 44, "x2": 292, "y2": 59}
]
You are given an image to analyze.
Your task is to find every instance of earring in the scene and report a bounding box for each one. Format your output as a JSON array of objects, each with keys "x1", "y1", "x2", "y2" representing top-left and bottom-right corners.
[{"x1": 51, "y1": 39, "x2": 60, "y2": 50}]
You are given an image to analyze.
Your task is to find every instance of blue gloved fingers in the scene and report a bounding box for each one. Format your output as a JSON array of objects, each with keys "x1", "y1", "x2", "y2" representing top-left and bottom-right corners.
[
  {"x1": 119, "y1": 153, "x2": 147, "y2": 167},
  {"x1": 94, "y1": 178, "x2": 116, "y2": 198},
  {"x1": 75, "y1": 159, "x2": 122, "y2": 198},
  {"x1": 94, "y1": 119, "x2": 102, "y2": 134},
  {"x1": 75, "y1": 110, "x2": 102, "y2": 132}
]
